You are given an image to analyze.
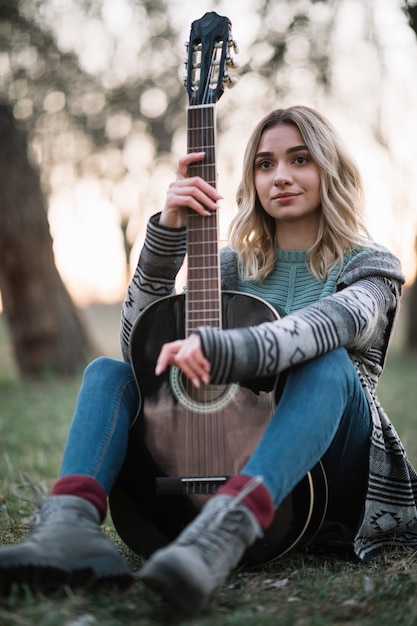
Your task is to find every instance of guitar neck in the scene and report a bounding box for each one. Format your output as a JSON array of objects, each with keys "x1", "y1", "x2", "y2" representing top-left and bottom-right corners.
[{"x1": 186, "y1": 104, "x2": 221, "y2": 334}]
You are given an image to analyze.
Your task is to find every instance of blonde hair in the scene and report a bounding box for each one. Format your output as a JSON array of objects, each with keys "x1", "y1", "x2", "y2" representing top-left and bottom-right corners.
[{"x1": 228, "y1": 106, "x2": 372, "y2": 281}]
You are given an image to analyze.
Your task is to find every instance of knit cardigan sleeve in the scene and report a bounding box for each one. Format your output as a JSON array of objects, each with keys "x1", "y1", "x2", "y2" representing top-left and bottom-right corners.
[
  {"x1": 120, "y1": 213, "x2": 186, "y2": 361},
  {"x1": 196, "y1": 247, "x2": 404, "y2": 388}
]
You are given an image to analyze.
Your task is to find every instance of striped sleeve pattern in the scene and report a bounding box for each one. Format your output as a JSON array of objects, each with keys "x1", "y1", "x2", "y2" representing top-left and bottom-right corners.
[
  {"x1": 120, "y1": 213, "x2": 186, "y2": 360},
  {"x1": 196, "y1": 277, "x2": 390, "y2": 385}
]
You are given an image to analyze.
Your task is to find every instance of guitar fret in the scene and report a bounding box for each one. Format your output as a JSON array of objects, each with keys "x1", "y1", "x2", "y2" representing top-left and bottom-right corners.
[
  {"x1": 187, "y1": 143, "x2": 215, "y2": 151},
  {"x1": 188, "y1": 248, "x2": 217, "y2": 253},
  {"x1": 188, "y1": 312, "x2": 220, "y2": 318},
  {"x1": 188, "y1": 305, "x2": 221, "y2": 311},
  {"x1": 187, "y1": 280, "x2": 219, "y2": 286},
  {"x1": 187, "y1": 309, "x2": 220, "y2": 326},
  {"x1": 188, "y1": 309, "x2": 220, "y2": 314},
  {"x1": 187, "y1": 235, "x2": 217, "y2": 239},
  {"x1": 187, "y1": 216, "x2": 217, "y2": 223},
  {"x1": 187, "y1": 285, "x2": 219, "y2": 292},
  {"x1": 187, "y1": 322, "x2": 220, "y2": 329},
  {"x1": 187, "y1": 309, "x2": 220, "y2": 314},
  {"x1": 188, "y1": 267, "x2": 218, "y2": 271},
  {"x1": 187, "y1": 273, "x2": 218, "y2": 277},
  {"x1": 187, "y1": 262, "x2": 218, "y2": 268},
  {"x1": 187, "y1": 281, "x2": 219, "y2": 287},
  {"x1": 188, "y1": 292, "x2": 220, "y2": 301},
  {"x1": 188, "y1": 305, "x2": 220, "y2": 311}
]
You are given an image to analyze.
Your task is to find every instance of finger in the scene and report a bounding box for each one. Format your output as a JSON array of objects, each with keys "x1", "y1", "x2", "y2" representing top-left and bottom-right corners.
[
  {"x1": 185, "y1": 177, "x2": 223, "y2": 202},
  {"x1": 167, "y1": 179, "x2": 222, "y2": 214},
  {"x1": 174, "y1": 351, "x2": 211, "y2": 387},
  {"x1": 176, "y1": 152, "x2": 206, "y2": 179},
  {"x1": 176, "y1": 361, "x2": 209, "y2": 388},
  {"x1": 167, "y1": 190, "x2": 220, "y2": 216},
  {"x1": 156, "y1": 350, "x2": 208, "y2": 388},
  {"x1": 155, "y1": 341, "x2": 182, "y2": 375}
]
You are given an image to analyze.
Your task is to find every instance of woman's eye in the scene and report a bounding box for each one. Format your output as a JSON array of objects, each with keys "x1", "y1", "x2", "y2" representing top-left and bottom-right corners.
[
  {"x1": 294, "y1": 155, "x2": 308, "y2": 164},
  {"x1": 257, "y1": 160, "x2": 272, "y2": 169}
]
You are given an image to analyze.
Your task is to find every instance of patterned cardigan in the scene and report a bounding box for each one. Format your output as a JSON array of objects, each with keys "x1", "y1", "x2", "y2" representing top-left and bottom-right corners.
[{"x1": 121, "y1": 213, "x2": 417, "y2": 561}]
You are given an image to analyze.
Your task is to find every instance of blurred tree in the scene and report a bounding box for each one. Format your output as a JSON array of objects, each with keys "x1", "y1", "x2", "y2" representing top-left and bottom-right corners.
[
  {"x1": 0, "y1": 103, "x2": 94, "y2": 375},
  {"x1": 0, "y1": 0, "x2": 185, "y2": 375}
]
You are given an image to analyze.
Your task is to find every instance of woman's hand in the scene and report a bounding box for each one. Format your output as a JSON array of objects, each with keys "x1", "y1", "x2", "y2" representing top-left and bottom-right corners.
[
  {"x1": 159, "y1": 152, "x2": 223, "y2": 229},
  {"x1": 155, "y1": 333, "x2": 211, "y2": 388}
]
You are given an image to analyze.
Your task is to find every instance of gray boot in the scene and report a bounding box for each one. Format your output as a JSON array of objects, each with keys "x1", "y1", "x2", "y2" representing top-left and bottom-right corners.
[
  {"x1": 0, "y1": 495, "x2": 133, "y2": 595},
  {"x1": 140, "y1": 493, "x2": 262, "y2": 614}
]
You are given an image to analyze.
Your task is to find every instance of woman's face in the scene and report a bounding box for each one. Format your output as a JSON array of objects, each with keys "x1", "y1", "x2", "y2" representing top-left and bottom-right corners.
[{"x1": 254, "y1": 123, "x2": 322, "y2": 242}]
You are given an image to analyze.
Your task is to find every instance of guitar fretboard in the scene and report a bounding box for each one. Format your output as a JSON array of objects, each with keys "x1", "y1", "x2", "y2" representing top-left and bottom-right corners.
[{"x1": 186, "y1": 104, "x2": 221, "y2": 334}]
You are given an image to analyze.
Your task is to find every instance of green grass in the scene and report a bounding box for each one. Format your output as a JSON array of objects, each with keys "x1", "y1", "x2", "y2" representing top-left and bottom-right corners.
[{"x1": 0, "y1": 306, "x2": 417, "y2": 625}]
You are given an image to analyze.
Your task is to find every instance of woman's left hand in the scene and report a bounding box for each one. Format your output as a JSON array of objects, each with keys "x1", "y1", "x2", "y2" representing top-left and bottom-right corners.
[{"x1": 155, "y1": 333, "x2": 211, "y2": 388}]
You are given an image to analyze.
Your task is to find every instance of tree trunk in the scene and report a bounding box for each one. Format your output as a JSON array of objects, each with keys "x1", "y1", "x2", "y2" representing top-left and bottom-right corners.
[{"x1": 0, "y1": 104, "x2": 96, "y2": 376}]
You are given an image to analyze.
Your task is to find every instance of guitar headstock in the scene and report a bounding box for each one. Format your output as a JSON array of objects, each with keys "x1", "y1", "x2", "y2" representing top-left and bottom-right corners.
[{"x1": 184, "y1": 11, "x2": 238, "y2": 106}]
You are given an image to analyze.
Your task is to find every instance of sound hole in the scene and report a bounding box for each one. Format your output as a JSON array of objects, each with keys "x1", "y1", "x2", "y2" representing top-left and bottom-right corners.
[{"x1": 169, "y1": 366, "x2": 238, "y2": 414}]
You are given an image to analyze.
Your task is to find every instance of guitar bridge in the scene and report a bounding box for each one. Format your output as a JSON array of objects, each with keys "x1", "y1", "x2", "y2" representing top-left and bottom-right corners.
[{"x1": 155, "y1": 476, "x2": 228, "y2": 496}]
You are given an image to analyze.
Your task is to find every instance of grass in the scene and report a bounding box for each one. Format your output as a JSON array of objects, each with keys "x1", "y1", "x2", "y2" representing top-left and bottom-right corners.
[{"x1": 0, "y1": 304, "x2": 417, "y2": 625}]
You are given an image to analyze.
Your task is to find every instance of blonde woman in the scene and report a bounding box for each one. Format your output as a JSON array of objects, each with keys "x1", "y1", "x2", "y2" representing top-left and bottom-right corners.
[
  {"x1": 140, "y1": 107, "x2": 415, "y2": 609},
  {"x1": 0, "y1": 107, "x2": 415, "y2": 616}
]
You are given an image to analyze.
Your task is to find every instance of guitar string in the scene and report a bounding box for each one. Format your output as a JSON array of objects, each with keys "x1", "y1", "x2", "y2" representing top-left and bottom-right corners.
[
  {"x1": 204, "y1": 100, "x2": 216, "y2": 479},
  {"x1": 202, "y1": 101, "x2": 209, "y2": 478},
  {"x1": 202, "y1": 97, "x2": 221, "y2": 479},
  {"x1": 186, "y1": 50, "x2": 226, "y2": 482}
]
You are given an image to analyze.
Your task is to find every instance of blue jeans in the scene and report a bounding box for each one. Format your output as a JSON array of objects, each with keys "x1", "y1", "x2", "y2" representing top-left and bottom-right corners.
[
  {"x1": 61, "y1": 349, "x2": 371, "y2": 528},
  {"x1": 60, "y1": 357, "x2": 139, "y2": 493},
  {"x1": 243, "y1": 347, "x2": 372, "y2": 527}
]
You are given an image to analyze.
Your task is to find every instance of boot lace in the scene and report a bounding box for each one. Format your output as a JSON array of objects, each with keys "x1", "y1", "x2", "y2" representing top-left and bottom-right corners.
[{"x1": 178, "y1": 476, "x2": 263, "y2": 566}]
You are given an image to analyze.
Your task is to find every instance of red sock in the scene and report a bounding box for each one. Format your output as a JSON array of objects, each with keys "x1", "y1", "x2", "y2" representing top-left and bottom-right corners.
[
  {"x1": 217, "y1": 475, "x2": 274, "y2": 530},
  {"x1": 51, "y1": 475, "x2": 107, "y2": 522}
]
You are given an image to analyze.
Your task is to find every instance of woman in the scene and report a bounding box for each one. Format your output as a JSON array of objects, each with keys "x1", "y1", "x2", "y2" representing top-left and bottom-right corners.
[{"x1": 0, "y1": 106, "x2": 416, "y2": 614}]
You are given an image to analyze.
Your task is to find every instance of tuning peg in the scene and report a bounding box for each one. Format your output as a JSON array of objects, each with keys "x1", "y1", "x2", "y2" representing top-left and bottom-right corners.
[
  {"x1": 226, "y1": 37, "x2": 239, "y2": 70},
  {"x1": 229, "y1": 38, "x2": 239, "y2": 55},
  {"x1": 226, "y1": 55, "x2": 240, "y2": 70},
  {"x1": 224, "y1": 72, "x2": 239, "y2": 88}
]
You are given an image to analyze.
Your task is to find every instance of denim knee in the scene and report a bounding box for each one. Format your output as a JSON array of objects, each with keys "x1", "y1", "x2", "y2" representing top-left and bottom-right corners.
[
  {"x1": 81, "y1": 356, "x2": 135, "y2": 389},
  {"x1": 297, "y1": 348, "x2": 356, "y2": 390},
  {"x1": 83, "y1": 355, "x2": 127, "y2": 378}
]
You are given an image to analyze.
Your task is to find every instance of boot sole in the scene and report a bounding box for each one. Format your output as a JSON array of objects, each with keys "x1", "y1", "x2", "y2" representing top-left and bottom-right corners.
[
  {"x1": 140, "y1": 558, "x2": 207, "y2": 614},
  {"x1": 69, "y1": 554, "x2": 133, "y2": 590},
  {"x1": 69, "y1": 566, "x2": 133, "y2": 591},
  {"x1": 0, "y1": 564, "x2": 69, "y2": 596},
  {"x1": 0, "y1": 559, "x2": 133, "y2": 596}
]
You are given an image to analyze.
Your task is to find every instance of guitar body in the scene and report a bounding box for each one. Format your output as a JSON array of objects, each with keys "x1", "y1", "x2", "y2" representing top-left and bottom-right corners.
[
  {"x1": 132, "y1": 291, "x2": 279, "y2": 490},
  {"x1": 109, "y1": 291, "x2": 328, "y2": 565}
]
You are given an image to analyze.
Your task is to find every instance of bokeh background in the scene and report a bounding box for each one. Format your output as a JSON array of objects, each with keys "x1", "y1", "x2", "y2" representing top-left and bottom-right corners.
[{"x1": 1, "y1": 0, "x2": 417, "y2": 376}]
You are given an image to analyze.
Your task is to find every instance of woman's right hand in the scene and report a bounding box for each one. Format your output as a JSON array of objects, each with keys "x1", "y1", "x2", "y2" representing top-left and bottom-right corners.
[{"x1": 159, "y1": 152, "x2": 223, "y2": 228}]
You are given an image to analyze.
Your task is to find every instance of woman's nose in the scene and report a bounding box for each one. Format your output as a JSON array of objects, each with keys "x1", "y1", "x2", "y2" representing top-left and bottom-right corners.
[{"x1": 273, "y1": 163, "x2": 293, "y2": 186}]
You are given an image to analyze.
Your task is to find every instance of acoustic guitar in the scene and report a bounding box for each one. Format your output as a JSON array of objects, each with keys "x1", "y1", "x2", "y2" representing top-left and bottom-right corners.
[{"x1": 109, "y1": 11, "x2": 327, "y2": 566}]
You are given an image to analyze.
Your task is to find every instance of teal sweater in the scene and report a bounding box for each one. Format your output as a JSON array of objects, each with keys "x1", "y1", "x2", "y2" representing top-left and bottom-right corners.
[{"x1": 236, "y1": 249, "x2": 362, "y2": 317}]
